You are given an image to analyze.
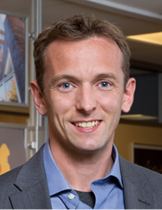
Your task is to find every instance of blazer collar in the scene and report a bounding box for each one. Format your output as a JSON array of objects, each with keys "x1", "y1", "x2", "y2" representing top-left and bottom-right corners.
[
  {"x1": 9, "y1": 146, "x2": 52, "y2": 209},
  {"x1": 119, "y1": 155, "x2": 155, "y2": 209}
]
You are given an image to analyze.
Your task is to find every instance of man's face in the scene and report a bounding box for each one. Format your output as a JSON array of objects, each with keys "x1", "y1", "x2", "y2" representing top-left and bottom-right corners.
[{"x1": 31, "y1": 37, "x2": 135, "y2": 155}]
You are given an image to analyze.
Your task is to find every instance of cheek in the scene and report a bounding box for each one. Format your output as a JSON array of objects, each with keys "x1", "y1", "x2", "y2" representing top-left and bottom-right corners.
[
  {"x1": 97, "y1": 92, "x2": 123, "y2": 113},
  {"x1": 48, "y1": 93, "x2": 75, "y2": 116}
]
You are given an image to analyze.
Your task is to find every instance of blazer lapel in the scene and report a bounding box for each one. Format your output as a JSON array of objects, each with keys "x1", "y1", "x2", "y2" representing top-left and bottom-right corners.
[
  {"x1": 122, "y1": 176, "x2": 153, "y2": 209},
  {"x1": 9, "y1": 146, "x2": 52, "y2": 209},
  {"x1": 119, "y1": 156, "x2": 155, "y2": 209},
  {"x1": 9, "y1": 180, "x2": 51, "y2": 209}
]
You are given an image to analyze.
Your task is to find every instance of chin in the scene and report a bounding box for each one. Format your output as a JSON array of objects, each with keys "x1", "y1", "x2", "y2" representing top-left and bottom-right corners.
[{"x1": 73, "y1": 143, "x2": 103, "y2": 154}]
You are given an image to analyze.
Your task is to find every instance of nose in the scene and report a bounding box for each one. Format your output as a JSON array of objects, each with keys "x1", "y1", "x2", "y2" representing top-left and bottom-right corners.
[{"x1": 76, "y1": 84, "x2": 97, "y2": 114}]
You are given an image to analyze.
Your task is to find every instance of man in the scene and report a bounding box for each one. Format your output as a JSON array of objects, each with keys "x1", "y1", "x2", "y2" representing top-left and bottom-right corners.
[{"x1": 0, "y1": 15, "x2": 162, "y2": 209}]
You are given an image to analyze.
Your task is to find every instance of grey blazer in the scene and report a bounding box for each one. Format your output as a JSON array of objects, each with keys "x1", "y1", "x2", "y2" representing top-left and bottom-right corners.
[{"x1": 0, "y1": 146, "x2": 162, "y2": 209}]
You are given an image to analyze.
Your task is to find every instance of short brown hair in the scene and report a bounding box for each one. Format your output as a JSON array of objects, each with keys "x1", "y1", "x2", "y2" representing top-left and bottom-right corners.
[{"x1": 34, "y1": 14, "x2": 130, "y2": 93}]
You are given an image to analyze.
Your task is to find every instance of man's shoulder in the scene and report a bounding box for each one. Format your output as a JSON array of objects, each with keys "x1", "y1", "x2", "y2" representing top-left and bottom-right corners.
[
  {"x1": 0, "y1": 145, "x2": 52, "y2": 209},
  {"x1": 0, "y1": 165, "x2": 23, "y2": 208},
  {"x1": 0, "y1": 145, "x2": 45, "y2": 194},
  {"x1": 119, "y1": 155, "x2": 162, "y2": 191},
  {"x1": 0, "y1": 165, "x2": 22, "y2": 190}
]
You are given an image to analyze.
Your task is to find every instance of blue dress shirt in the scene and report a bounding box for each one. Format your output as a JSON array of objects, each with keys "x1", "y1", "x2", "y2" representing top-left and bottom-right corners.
[{"x1": 43, "y1": 140, "x2": 125, "y2": 209}]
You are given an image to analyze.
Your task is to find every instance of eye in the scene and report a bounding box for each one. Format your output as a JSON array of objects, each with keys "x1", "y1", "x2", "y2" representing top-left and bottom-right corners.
[
  {"x1": 58, "y1": 82, "x2": 75, "y2": 92},
  {"x1": 61, "y1": 83, "x2": 71, "y2": 89},
  {"x1": 99, "y1": 81, "x2": 110, "y2": 88}
]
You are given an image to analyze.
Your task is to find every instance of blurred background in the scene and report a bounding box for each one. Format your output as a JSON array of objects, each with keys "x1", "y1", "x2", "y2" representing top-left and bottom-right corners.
[{"x1": 0, "y1": 0, "x2": 162, "y2": 175}]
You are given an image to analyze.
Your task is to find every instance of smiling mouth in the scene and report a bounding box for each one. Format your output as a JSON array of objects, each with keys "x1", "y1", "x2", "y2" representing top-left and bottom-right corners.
[{"x1": 72, "y1": 120, "x2": 101, "y2": 129}]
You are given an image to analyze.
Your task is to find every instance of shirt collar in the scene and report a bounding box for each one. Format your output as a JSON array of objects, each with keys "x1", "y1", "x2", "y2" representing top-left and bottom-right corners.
[
  {"x1": 43, "y1": 140, "x2": 123, "y2": 196},
  {"x1": 93, "y1": 144, "x2": 123, "y2": 189}
]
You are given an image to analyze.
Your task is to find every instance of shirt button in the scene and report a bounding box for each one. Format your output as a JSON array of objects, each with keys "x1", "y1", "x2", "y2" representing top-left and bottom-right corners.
[{"x1": 68, "y1": 193, "x2": 74, "y2": 200}]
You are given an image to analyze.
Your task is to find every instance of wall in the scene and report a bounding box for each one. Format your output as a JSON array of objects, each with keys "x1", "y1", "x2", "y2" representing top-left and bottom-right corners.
[
  {"x1": 0, "y1": 106, "x2": 29, "y2": 125},
  {"x1": 114, "y1": 121, "x2": 162, "y2": 162}
]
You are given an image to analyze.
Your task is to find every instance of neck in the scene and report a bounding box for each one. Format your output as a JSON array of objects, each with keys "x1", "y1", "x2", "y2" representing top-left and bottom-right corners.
[{"x1": 49, "y1": 139, "x2": 114, "y2": 192}]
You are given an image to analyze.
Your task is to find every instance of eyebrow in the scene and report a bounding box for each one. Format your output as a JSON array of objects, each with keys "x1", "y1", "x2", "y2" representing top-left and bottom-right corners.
[
  {"x1": 49, "y1": 72, "x2": 118, "y2": 88},
  {"x1": 92, "y1": 73, "x2": 118, "y2": 83},
  {"x1": 49, "y1": 74, "x2": 80, "y2": 87}
]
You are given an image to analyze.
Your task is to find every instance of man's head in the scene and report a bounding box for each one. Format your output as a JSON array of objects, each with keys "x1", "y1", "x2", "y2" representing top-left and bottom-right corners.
[
  {"x1": 31, "y1": 15, "x2": 135, "y2": 156},
  {"x1": 34, "y1": 14, "x2": 130, "y2": 94}
]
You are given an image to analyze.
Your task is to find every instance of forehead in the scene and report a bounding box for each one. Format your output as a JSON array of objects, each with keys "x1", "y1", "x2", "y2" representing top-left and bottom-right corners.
[{"x1": 44, "y1": 37, "x2": 123, "y2": 80}]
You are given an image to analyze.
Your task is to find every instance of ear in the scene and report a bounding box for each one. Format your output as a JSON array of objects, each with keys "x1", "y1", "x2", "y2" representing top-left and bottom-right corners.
[
  {"x1": 122, "y1": 78, "x2": 136, "y2": 113},
  {"x1": 30, "y1": 81, "x2": 47, "y2": 115}
]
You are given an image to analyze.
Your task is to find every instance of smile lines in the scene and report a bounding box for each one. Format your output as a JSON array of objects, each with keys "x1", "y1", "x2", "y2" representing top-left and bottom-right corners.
[{"x1": 73, "y1": 120, "x2": 101, "y2": 129}]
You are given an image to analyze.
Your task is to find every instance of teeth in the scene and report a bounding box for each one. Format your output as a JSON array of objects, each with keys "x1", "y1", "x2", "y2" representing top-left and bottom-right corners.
[
  {"x1": 87, "y1": 122, "x2": 91, "y2": 127},
  {"x1": 82, "y1": 122, "x2": 86, "y2": 128},
  {"x1": 74, "y1": 121, "x2": 100, "y2": 129}
]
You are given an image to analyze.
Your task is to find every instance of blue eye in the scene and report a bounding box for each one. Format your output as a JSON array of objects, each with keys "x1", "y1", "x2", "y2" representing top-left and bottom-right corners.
[
  {"x1": 100, "y1": 82, "x2": 109, "y2": 87},
  {"x1": 62, "y1": 83, "x2": 71, "y2": 89}
]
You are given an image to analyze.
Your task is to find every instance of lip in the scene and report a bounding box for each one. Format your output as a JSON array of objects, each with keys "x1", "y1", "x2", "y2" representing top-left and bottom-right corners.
[
  {"x1": 71, "y1": 120, "x2": 102, "y2": 133},
  {"x1": 72, "y1": 119, "x2": 101, "y2": 123}
]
